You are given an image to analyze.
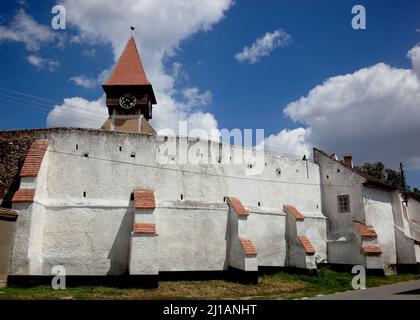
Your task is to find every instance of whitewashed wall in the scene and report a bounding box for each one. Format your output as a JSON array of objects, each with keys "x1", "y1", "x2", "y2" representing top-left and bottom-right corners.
[{"x1": 10, "y1": 129, "x2": 325, "y2": 275}]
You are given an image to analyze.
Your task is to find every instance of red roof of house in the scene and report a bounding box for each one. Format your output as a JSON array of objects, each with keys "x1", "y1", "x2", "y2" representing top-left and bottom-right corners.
[{"x1": 103, "y1": 36, "x2": 150, "y2": 86}]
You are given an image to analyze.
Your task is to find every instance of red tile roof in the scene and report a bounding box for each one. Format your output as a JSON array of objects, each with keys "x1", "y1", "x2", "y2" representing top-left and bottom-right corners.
[
  {"x1": 133, "y1": 223, "x2": 156, "y2": 234},
  {"x1": 11, "y1": 189, "x2": 35, "y2": 203},
  {"x1": 227, "y1": 197, "x2": 249, "y2": 216},
  {"x1": 298, "y1": 236, "x2": 316, "y2": 255},
  {"x1": 103, "y1": 36, "x2": 150, "y2": 86},
  {"x1": 353, "y1": 221, "x2": 377, "y2": 238},
  {"x1": 134, "y1": 189, "x2": 156, "y2": 209},
  {"x1": 361, "y1": 244, "x2": 382, "y2": 256},
  {"x1": 239, "y1": 237, "x2": 257, "y2": 256},
  {"x1": 284, "y1": 204, "x2": 305, "y2": 221},
  {"x1": 20, "y1": 140, "x2": 49, "y2": 177}
]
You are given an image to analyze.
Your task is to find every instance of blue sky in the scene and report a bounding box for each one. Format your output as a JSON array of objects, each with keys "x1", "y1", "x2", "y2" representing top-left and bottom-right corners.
[{"x1": 1, "y1": 0, "x2": 420, "y2": 186}]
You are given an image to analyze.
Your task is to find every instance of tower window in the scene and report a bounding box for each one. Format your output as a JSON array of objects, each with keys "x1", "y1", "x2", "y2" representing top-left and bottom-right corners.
[
  {"x1": 83, "y1": 192, "x2": 87, "y2": 198},
  {"x1": 180, "y1": 194, "x2": 184, "y2": 200},
  {"x1": 75, "y1": 144, "x2": 79, "y2": 150},
  {"x1": 83, "y1": 152, "x2": 89, "y2": 158},
  {"x1": 119, "y1": 146, "x2": 122, "y2": 152},
  {"x1": 131, "y1": 152, "x2": 136, "y2": 158},
  {"x1": 338, "y1": 195, "x2": 350, "y2": 213}
]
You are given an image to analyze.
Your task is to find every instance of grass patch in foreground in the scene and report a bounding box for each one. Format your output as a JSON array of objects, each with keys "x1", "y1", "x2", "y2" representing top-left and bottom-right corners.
[{"x1": 1, "y1": 268, "x2": 419, "y2": 300}]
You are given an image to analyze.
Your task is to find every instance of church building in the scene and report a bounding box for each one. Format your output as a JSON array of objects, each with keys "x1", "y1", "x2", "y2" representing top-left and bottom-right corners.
[{"x1": 0, "y1": 35, "x2": 419, "y2": 288}]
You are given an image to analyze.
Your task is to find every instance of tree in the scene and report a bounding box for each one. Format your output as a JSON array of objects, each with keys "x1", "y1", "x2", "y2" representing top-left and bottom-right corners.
[
  {"x1": 357, "y1": 162, "x2": 385, "y2": 180},
  {"x1": 357, "y1": 162, "x2": 414, "y2": 194},
  {"x1": 385, "y1": 168, "x2": 405, "y2": 190}
]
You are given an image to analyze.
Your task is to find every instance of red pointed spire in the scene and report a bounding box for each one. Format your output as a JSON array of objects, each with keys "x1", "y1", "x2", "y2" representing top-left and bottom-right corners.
[{"x1": 104, "y1": 36, "x2": 150, "y2": 86}]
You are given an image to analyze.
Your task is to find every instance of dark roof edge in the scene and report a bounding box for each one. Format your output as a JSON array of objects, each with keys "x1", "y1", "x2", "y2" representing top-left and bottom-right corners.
[{"x1": 313, "y1": 147, "x2": 397, "y2": 191}]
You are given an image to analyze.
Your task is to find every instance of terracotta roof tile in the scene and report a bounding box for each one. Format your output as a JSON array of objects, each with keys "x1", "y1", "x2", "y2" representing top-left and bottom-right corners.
[
  {"x1": 20, "y1": 140, "x2": 49, "y2": 177},
  {"x1": 284, "y1": 204, "x2": 305, "y2": 221},
  {"x1": 353, "y1": 221, "x2": 377, "y2": 238},
  {"x1": 361, "y1": 244, "x2": 382, "y2": 256},
  {"x1": 134, "y1": 189, "x2": 156, "y2": 209},
  {"x1": 133, "y1": 223, "x2": 156, "y2": 234},
  {"x1": 104, "y1": 36, "x2": 150, "y2": 86},
  {"x1": 239, "y1": 237, "x2": 257, "y2": 256},
  {"x1": 227, "y1": 197, "x2": 248, "y2": 216},
  {"x1": 298, "y1": 235, "x2": 316, "y2": 255},
  {"x1": 11, "y1": 189, "x2": 35, "y2": 203}
]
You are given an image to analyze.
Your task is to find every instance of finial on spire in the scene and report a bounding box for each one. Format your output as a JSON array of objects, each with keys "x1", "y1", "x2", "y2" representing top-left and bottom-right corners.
[{"x1": 130, "y1": 26, "x2": 135, "y2": 36}]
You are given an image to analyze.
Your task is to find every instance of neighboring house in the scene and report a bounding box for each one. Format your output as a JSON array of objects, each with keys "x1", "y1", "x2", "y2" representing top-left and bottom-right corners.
[{"x1": 314, "y1": 148, "x2": 420, "y2": 274}]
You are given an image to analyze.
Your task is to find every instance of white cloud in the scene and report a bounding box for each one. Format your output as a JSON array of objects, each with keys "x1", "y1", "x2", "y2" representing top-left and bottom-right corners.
[
  {"x1": 69, "y1": 68, "x2": 113, "y2": 89},
  {"x1": 0, "y1": 9, "x2": 58, "y2": 51},
  {"x1": 182, "y1": 87, "x2": 212, "y2": 109},
  {"x1": 26, "y1": 55, "x2": 59, "y2": 71},
  {"x1": 264, "y1": 128, "x2": 311, "y2": 158},
  {"x1": 408, "y1": 45, "x2": 420, "y2": 78},
  {"x1": 235, "y1": 29, "x2": 291, "y2": 64},
  {"x1": 48, "y1": 0, "x2": 232, "y2": 133},
  {"x1": 271, "y1": 45, "x2": 420, "y2": 169},
  {"x1": 47, "y1": 96, "x2": 108, "y2": 128},
  {"x1": 69, "y1": 75, "x2": 97, "y2": 89}
]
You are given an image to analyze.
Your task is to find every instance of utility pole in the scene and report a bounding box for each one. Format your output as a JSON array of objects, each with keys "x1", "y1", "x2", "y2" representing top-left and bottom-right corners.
[{"x1": 400, "y1": 162, "x2": 408, "y2": 206}]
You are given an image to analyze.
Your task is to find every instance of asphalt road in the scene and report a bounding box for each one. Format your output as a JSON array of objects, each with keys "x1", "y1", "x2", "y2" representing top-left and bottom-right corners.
[{"x1": 310, "y1": 280, "x2": 420, "y2": 300}]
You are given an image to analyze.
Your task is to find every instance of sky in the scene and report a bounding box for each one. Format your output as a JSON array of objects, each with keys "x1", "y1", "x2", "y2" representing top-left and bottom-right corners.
[{"x1": 0, "y1": 0, "x2": 420, "y2": 186}]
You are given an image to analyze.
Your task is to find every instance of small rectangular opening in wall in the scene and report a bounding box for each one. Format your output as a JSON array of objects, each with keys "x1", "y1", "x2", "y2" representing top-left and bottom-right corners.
[
  {"x1": 131, "y1": 152, "x2": 136, "y2": 158},
  {"x1": 75, "y1": 144, "x2": 79, "y2": 150},
  {"x1": 338, "y1": 195, "x2": 350, "y2": 213},
  {"x1": 180, "y1": 194, "x2": 184, "y2": 200},
  {"x1": 258, "y1": 201, "x2": 261, "y2": 207},
  {"x1": 119, "y1": 146, "x2": 122, "y2": 152},
  {"x1": 83, "y1": 152, "x2": 89, "y2": 158},
  {"x1": 223, "y1": 196, "x2": 227, "y2": 203},
  {"x1": 83, "y1": 192, "x2": 87, "y2": 198},
  {"x1": 130, "y1": 193, "x2": 134, "y2": 201}
]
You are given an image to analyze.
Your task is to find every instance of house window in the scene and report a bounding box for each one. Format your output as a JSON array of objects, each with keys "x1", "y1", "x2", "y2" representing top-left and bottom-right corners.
[{"x1": 338, "y1": 195, "x2": 350, "y2": 213}]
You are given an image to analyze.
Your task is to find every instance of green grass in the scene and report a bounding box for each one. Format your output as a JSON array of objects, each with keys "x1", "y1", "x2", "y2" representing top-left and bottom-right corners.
[{"x1": 1, "y1": 268, "x2": 419, "y2": 300}]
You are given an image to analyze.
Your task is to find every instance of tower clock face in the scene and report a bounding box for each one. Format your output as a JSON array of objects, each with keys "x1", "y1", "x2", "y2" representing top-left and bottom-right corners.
[{"x1": 119, "y1": 94, "x2": 137, "y2": 109}]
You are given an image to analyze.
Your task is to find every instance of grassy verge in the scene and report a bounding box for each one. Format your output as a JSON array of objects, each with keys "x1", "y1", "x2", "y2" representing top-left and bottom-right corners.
[{"x1": 0, "y1": 268, "x2": 419, "y2": 300}]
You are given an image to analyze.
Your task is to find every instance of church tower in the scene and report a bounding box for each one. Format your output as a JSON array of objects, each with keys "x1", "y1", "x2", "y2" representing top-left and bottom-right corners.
[{"x1": 101, "y1": 34, "x2": 157, "y2": 134}]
